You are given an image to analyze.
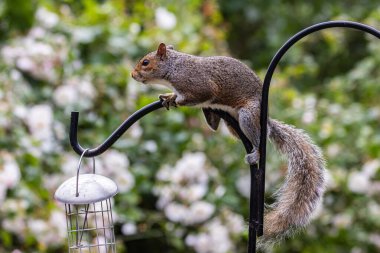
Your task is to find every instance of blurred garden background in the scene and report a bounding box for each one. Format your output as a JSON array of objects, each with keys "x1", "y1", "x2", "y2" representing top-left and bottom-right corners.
[{"x1": 1, "y1": 0, "x2": 380, "y2": 252}]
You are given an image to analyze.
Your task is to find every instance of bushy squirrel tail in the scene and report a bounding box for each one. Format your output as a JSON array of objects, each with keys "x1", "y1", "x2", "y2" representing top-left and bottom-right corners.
[{"x1": 258, "y1": 119, "x2": 326, "y2": 248}]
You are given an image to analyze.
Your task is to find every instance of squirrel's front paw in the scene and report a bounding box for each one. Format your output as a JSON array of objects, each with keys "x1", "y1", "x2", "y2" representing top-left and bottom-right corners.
[
  {"x1": 159, "y1": 93, "x2": 177, "y2": 110},
  {"x1": 245, "y1": 150, "x2": 259, "y2": 165}
]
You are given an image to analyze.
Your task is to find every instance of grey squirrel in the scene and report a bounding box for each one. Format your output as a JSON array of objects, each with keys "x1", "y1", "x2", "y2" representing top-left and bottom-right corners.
[{"x1": 132, "y1": 43, "x2": 326, "y2": 246}]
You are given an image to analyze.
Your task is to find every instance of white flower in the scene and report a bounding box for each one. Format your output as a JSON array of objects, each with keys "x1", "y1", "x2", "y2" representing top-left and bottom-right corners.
[
  {"x1": 214, "y1": 185, "x2": 226, "y2": 197},
  {"x1": 24, "y1": 104, "x2": 58, "y2": 153},
  {"x1": 19, "y1": 136, "x2": 43, "y2": 158},
  {"x1": 2, "y1": 216, "x2": 26, "y2": 236},
  {"x1": 0, "y1": 153, "x2": 21, "y2": 189},
  {"x1": 10, "y1": 69, "x2": 22, "y2": 81},
  {"x1": 14, "y1": 105, "x2": 28, "y2": 119},
  {"x1": 164, "y1": 202, "x2": 188, "y2": 223},
  {"x1": 2, "y1": 37, "x2": 65, "y2": 83},
  {"x1": 49, "y1": 211, "x2": 67, "y2": 239},
  {"x1": 28, "y1": 219, "x2": 48, "y2": 234},
  {"x1": 235, "y1": 173, "x2": 250, "y2": 198},
  {"x1": 53, "y1": 84, "x2": 78, "y2": 107},
  {"x1": 326, "y1": 144, "x2": 341, "y2": 157},
  {"x1": 325, "y1": 170, "x2": 337, "y2": 190},
  {"x1": 43, "y1": 174, "x2": 65, "y2": 192},
  {"x1": 54, "y1": 77, "x2": 97, "y2": 109},
  {"x1": 302, "y1": 95, "x2": 317, "y2": 124},
  {"x1": 155, "y1": 7, "x2": 177, "y2": 30},
  {"x1": 61, "y1": 153, "x2": 81, "y2": 175},
  {"x1": 348, "y1": 171, "x2": 370, "y2": 193},
  {"x1": 156, "y1": 165, "x2": 172, "y2": 181},
  {"x1": 332, "y1": 213, "x2": 352, "y2": 229},
  {"x1": 102, "y1": 150, "x2": 130, "y2": 173},
  {"x1": 206, "y1": 219, "x2": 232, "y2": 253},
  {"x1": 186, "y1": 233, "x2": 212, "y2": 253},
  {"x1": 369, "y1": 182, "x2": 380, "y2": 195},
  {"x1": 115, "y1": 170, "x2": 135, "y2": 192},
  {"x1": 29, "y1": 26, "x2": 46, "y2": 38},
  {"x1": 368, "y1": 201, "x2": 380, "y2": 217},
  {"x1": 185, "y1": 201, "x2": 215, "y2": 225},
  {"x1": 28, "y1": 41, "x2": 54, "y2": 56},
  {"x1": 362, "y1": 159, "x2": 380, "y2": 177},
  {"x1": 329, "y1": 103, "x2": 342, "y2": 115},
  {"x1": 92, "y1": 236, "x2": 109, "y2": 253},
  {"x1": 319, "y1": 120, "x2": 333, "y2": 139},
  {"x1": 186, "y1": 218, "x2": 233, "y2": 253},
  {"x1": 1, "y1": 46, "x2": 19, "y2": 64},
  {"x1": 0, "y1": 185, "x2": 6, "y2": 205},
  {"x1": 129, "y1": 23, "x2": 141, "y2": 34},
  {"x1": 172, "y1": 152, "x2": 209, "y2": 184},
  {"x1": 155, "y1": 185, "x2": 175, "y2": 209},
  {"x1": 178, "y1": 184, "x2": 208, "y2": 203},
  {"x1": 36, "y1": 8, "x2": 59, "y2": 28},
  {"x1": 155, "y1": 153, "x2": 218, "y2": 225},
  {"x1": 121, "y1": 222, "x2": 137, "y2": 235},
  {"x1": 369, "y1": 233, "x2": 380, "y2": 249},
  {"x1": 53, "y1": 121, "x2": 66, "y2": 140},
  {"x1": 128, "y1": 123, "x2": 143, "y2": 139},
  {"x1": 302, "y1": 111, "x2": 315, "y2": 124},
  {"x1": 143, "y1": 140, "x2": 158, "y2": 153},
  {"x1": 77, "y1": 78, "x2": 97, "y2": 100},
  {"x1": 25, "y1": 104, "x2": 53, "y2": 141},
  {"x1": 72, "y1": 26, "x2": 102, "y2": 44},
  {"x1": 16, "y1": 57, "x2": 35, "y2": 71},
  {"x1": 2, "y1": 199, "x2": 29, "y2": 212},
  {"x1": 27, "y1": 219, "x2": 52, "y2": 246},
  {"x1": 223, "y1": 210, "x2": 245, "y2": 235},
  {"x1": 28, "y1": 211, "x2": 69, "y2": 246}
]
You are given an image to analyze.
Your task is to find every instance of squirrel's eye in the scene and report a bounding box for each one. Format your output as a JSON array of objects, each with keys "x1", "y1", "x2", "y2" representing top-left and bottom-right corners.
[{"x1": 142, "y1": 59, "x2": 150, "y2": 66}]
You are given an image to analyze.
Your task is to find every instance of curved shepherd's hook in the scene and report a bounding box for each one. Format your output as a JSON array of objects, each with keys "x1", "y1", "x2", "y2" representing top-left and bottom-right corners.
[
  {"x1": 70, "y1": 101, "x2": 252, "y2": 156},
  {"x1": 257, "y1": 20, "x2": 380, "y2": 237},
  {"x1": 69, "y1": 20, "x2": 380, "y2": 253}
]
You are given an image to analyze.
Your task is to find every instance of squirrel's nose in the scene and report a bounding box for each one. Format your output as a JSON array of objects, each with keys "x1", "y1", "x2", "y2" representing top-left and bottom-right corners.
[{"x1": 131, "y1": 70, "x2": 139, "y2": 80}]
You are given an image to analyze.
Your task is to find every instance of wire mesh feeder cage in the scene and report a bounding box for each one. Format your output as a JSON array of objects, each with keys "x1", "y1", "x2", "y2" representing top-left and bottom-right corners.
[{"x1": 55, "y1": 150, "x2": 118, "y2": 252}]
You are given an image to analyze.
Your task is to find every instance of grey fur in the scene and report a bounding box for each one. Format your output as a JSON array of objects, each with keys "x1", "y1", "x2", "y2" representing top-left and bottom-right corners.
[{"x1": 132, "y1": 44, "x2": 327, "y2": 247}]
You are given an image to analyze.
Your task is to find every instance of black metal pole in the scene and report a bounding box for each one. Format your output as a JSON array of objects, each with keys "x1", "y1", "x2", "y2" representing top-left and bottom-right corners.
[
  {"x1": 212, "y1": 110, "x2": 258, "y2": 253},
  {"x1": 258, "y1": 20, "x2": 380, "y2": 236}
]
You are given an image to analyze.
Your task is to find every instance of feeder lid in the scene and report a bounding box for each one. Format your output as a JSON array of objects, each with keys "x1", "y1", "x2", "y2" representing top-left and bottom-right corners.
[{"x1": 54, "y1": 174, "x2": 118, "y2": 204}]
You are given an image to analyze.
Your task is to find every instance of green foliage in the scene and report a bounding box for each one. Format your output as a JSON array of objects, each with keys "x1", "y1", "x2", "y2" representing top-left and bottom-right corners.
[{"x1": 0, "y1": 0, "x2": 380, "y2": 253}]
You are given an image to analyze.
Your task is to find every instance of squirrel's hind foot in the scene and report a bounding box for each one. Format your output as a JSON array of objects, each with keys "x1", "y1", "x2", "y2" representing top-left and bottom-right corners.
[
  {"x1": 159, "y1": 93, "x2": 177, "y2": 110},
  {"x1": 245, "y1": 150, "x2": 259, "y2": 165}
]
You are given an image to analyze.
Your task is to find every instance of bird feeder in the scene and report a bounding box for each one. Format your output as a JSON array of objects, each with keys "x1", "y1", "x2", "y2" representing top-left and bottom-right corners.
[{"x1": 55, "y1": 150, "x2": 118, "y2": 252}]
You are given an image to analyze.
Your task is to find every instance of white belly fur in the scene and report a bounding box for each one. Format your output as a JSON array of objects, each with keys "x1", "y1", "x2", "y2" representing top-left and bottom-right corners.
[{"x1": 196, "y1": 102, "x2": 239, "y2": 119}]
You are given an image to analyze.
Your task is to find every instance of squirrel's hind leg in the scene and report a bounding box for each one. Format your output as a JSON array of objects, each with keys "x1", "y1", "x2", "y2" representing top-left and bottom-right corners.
[{"x1": 238, "y1": 102, "x2": 261, "y2": 165}]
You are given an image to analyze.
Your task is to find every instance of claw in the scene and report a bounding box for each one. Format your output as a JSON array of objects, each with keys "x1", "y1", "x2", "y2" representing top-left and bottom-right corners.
[
  {"x1": 245, "y1": 150, "x2": 259, "y2": 165},
  {"x1": 159, "y1": 93, "x2": 177, "y2": 110}
]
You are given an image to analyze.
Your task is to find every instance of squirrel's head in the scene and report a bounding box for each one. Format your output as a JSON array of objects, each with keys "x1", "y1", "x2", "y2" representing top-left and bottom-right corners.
[{"x1": 131, "y1": 43, "x2": 174, "y2": 84}]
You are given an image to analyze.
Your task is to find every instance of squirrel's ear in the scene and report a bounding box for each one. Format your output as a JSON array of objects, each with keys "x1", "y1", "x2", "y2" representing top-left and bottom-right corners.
[{"x1": 157, "y1": 43, "x2": 167, "y2": 60}]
